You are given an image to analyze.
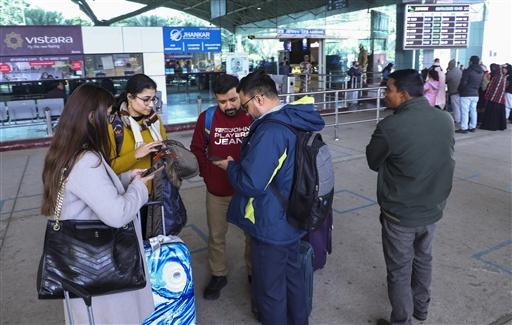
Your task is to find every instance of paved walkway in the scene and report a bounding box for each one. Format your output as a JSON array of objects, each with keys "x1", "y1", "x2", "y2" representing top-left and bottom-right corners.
[{"x1": 1, "y1": 111, "x2": 511, "y2": 324}]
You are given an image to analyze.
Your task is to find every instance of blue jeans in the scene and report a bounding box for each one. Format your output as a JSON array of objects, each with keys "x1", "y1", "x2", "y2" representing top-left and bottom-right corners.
[
  {"x1": 459, "y1": 96, "x2": 478, "y2": 130},
  {"x1": 381, "y1": 216, "x2": 437, "y2": 325},
  {"x1": 251, "y1": 238, "x2": 308, "y2": 325}
]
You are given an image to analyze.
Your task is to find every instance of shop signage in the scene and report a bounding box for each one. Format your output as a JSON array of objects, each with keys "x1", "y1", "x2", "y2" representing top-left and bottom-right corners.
[
  {"x1": 1, "y1": 26, "x2": 83, "y2": 56},
  {"x1": 404, "y1": 4, "x2": 470, "y2": 49},
  {"x1": 1, "y1": 55, "x2": 83, "y2": 63},
  {"x1": 163, "y1": 27, "x2": 222, "y2": 53},
  {"x1": 277, "y1": 28, "x2": 326, "y2": 38}
]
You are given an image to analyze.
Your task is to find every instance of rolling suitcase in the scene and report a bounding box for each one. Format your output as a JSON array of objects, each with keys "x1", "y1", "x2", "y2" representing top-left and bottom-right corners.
[
  {"x1": 142, "y1": 200, "x2": 195, "y2": 325},
  {"x1": 62, "y1": 279, "x2": 95, "y2": 325},
  {"x1": 303, "y1": 209, "x2": 333, "y2": 271},
  {"x1": 299, "y1": 240, "x2": 314, "y2": 316}
]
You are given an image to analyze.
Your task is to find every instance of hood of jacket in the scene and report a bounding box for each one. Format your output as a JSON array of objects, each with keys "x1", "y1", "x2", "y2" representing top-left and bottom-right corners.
[{"x1": 256, "y1": 101, "x2": 325, "y2": 132}]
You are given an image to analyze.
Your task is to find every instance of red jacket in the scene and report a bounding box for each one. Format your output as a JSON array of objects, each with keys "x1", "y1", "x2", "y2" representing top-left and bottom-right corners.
[{"x1": 190, "y1": 107, "x2": 252, "y2": 196}]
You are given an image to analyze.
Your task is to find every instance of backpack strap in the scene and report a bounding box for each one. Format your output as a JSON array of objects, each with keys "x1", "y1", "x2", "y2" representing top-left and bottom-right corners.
[
  {"x1": 257, "y1": 119, "x2": 301, "y2": 211},
  {"x1": 203, "y1": 105, "x2": 217, "y2": 144},
  {"x1": 111, "y1": 114, "x2": 124, "y2": 157}
]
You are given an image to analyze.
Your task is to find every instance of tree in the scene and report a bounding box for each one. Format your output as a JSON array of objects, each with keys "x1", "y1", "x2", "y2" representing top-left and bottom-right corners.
[
  {"x1": 114, "y1": 15, "x2": 167, "y2": 27},
  {"x1": 0, "y1": 0, "x2": 25, "y2": 24},
  {"x1": 24, "y1": 8, "x2": 65, "y2": 25},
  {"x1": 64, "y1": 16, "x2": 93, "y2": 26}
]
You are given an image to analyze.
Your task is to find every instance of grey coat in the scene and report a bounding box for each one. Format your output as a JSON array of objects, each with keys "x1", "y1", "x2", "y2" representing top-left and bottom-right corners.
[{"x1": 59, "y1": 151, "x2": 154, "y2": 324}]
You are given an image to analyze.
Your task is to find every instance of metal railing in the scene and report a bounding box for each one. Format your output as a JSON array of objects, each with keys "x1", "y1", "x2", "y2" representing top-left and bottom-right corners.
[
  {"x1": 193, "y1": 84, "x2": 386, "y2": 141},
  {"x1": 277, "y1": 86, "x2": 385, "y2": 141}
]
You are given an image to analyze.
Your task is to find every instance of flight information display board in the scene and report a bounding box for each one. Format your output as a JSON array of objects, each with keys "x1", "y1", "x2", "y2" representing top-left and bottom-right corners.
[{"x1": 404, "y1": 4, "x2": 470, "y2": 49}]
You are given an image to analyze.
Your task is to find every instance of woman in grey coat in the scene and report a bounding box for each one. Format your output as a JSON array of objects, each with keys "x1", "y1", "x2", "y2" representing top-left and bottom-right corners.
[{"x1": 41, "y1": 84, "x2": 157, "y2": 324}]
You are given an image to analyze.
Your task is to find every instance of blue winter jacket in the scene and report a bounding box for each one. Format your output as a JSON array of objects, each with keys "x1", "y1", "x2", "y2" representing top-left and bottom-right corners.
[{"x1": 226, "y1": 101, "x2": 325, "y2": 245}]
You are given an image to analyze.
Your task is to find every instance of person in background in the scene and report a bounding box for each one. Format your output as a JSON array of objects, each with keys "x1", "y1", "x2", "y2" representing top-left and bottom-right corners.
[
  {"x1": 347, "y1": 61, "x2": 362, "y2": 109},
  {"x1": 279, "y1": 60, "x2": 290, "y2": 75},
  {"x1": 108, "y1": 74, "x2": 166, "y2": 234},
  {"x1": 423, "y1": 69, "x2": 440, "y2": 108},
  {"x1": 40, "y1": 72, "x2": 50, "y2": 80},
  {"x1": 45, "y1": 81, "x2": 66, "y2": 100},
  {"x1": 432, "y1": 58, "x2": 446, "y2": 110},
  {"x1": 299, "y1": 54, "x2": 313, "y2": 92},
  {"x1": 456, "y1": 56, "x2": 484, "y2": 133},
  {"x1": 505, "y1": 64, "x2": 512, "y2": 122},
  {"x1": 367, "y1": 69, "x2": 455, "y2": 325},
  {"x1": 100, "y1": 78, "x2": 115, "y2": 96},
  {"x1": 381, "y1": 63, "x2": 394, "y2": 86},
  {"x1": 214, "y1": 70, "x2": 325, "y2": 325},
  {"x1": 41, "y1": 84, "x2": 155, "y2": 324},
  {"x1": 480, "y1": 63, "x2": 507, "y2": 131},
  {"x1": 358, "y1": 44, "x2": 369, "y2": 84},
  {"x1": 190, "y1": 74, "x2": 253, "y2": 300},
  {"x1": 446, "y1": 59, "x2": 463, "y2": 125}
]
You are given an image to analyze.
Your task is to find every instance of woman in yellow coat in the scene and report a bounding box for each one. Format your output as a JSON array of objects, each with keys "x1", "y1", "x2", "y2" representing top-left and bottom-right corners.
[{"x1": 108, "y1": 74, "x2": 167, "y2": 234}]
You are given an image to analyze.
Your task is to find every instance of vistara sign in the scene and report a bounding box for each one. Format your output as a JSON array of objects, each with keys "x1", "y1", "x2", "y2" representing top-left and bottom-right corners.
[{"x1": 0, "y1": 26, "x2": 83, "y2": 56}]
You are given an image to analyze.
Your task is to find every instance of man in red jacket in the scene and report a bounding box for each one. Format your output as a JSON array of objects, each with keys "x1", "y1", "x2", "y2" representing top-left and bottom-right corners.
[{"x1": 190, "y1": 74, "x2": 253, "y2": 300}]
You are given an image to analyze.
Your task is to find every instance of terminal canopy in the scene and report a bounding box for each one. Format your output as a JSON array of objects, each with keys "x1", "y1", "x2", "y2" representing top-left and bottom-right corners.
[{"x1": 73, "y1": 0, "x2": 344, "y2": 30}]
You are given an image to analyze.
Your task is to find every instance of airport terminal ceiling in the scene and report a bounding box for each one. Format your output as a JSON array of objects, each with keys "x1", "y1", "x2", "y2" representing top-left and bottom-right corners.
[{"x1": 71, "y1": 0, "x2": 399, "y2": 31}]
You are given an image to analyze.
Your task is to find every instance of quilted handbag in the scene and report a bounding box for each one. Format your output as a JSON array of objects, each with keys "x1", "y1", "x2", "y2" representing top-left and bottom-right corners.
[{"x1": 37, "y1": 170, "x2": 146, "y2": 299}]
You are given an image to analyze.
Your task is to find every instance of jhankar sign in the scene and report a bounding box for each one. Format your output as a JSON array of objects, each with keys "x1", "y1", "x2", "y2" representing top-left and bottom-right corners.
[
  {"x1": 1, "y1": 26, "x2": 83, "y2": 56},
  {"x1": 163, "y1": 27, "x2": 221, "y2": 53}
]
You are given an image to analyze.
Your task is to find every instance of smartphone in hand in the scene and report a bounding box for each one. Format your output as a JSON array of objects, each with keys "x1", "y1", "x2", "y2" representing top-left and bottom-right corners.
[
  {"x1": 208, "y1": 156, "x2": 224, "y2": 161},
  {"x1": 141, "y1": 165, "x2": 158, "y2": 177}
]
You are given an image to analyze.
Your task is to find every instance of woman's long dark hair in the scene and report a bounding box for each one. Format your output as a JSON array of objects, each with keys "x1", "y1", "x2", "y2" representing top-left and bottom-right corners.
[
  {"x1": 113, "y1": 74, "x2": 157, "y2": 113},
  {"x1": 41, "y1": 84, "x2": 114, "y2": 216}
]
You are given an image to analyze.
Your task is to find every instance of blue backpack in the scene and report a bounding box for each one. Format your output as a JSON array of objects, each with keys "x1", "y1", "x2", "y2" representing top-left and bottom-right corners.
[{"x1": 203, "y1": 105, "x2": 217, "y2": 143}]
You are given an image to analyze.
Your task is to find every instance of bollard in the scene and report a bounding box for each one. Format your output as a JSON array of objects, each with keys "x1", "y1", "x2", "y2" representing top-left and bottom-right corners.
[
  {"x1": 196, "y1": 95, "x2": 203, "y2": 116},
  {"x1": 376, "y1": 88, "x2": 381, "y2": 123},
  {"x1": 334, "y1": 91, "x2": 340, "y2": 141},
  {"x1": 45, "y1": 107, "x2": 53, "y2": 136}
]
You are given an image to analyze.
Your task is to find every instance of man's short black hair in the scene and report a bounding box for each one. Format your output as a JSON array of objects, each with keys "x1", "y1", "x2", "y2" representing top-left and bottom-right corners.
[
  {"x1": 469, "y1": 55, "x2": 480, "y2": 65},
  {"x1": 213, "y1": 74, "x2": 239, "y2": 95},
  {"x1": 388, "y1": 69, "x2": 424, "y2": 98},
  {"x1": 237, "y1": 69, "x2": 279, "y2": 99}
]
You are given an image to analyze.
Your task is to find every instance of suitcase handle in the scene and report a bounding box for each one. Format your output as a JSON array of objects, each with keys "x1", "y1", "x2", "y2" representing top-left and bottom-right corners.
[
  {"x1": 61, "y1": 279, "x2": 92, "y2": 307},
  {"x1": 144, "y1": 200, "x2": 163, "y2": 207}
]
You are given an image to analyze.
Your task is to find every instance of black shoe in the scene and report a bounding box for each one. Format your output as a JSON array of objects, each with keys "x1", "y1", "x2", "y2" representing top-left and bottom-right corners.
[
  {"x1": 455, "y1": 129, "x2": 468, "y2": 134},
  {"x1": 248, "y1": 274, "x2": 252, "y2": 284},
  {"x1": 376, "y1": 319, "x2": 391, "y2": 325},
  {"x1": 203, "y1": 276, "x2": 227, "y2": 300},
  {"x1": 469, "y1": 128, "x2": 476, "y2": 132},
  {"x1": 413, "y1": 311, "x2": 427, "y2": 321}
]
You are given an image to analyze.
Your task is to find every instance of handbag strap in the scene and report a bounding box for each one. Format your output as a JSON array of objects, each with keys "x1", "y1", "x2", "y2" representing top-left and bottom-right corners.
[{"x1": 53, "y1": 168, "x2": 68, "y2": 231}]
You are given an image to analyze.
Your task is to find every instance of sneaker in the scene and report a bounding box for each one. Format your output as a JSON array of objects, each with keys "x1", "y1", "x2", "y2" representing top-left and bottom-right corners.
[
  {"x1": 455, "y1": 129, "x2": 468, "y2": 134},
  {"x1": 413, "y1": 312, "x2": 428, "y2": 321},
  {"x1": 469, "y1": 128, "x2": 476, "y2": 132},
  {"x1": 203, "y1": 276, "x2": 227, "y2": 300}
]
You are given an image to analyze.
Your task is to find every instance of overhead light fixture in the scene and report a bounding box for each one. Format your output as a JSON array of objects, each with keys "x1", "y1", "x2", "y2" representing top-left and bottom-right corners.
[{"x1": 257, "y1": 7, "x2": 261, "y2": 10}]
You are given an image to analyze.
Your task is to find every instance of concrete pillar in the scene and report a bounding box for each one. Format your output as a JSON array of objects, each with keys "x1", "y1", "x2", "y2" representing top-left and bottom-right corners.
[{"x1": 394, "y1": 3, "x2": 414, "y2": 70}]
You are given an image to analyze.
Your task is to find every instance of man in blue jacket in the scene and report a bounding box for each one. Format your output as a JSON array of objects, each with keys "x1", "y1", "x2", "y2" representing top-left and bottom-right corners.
[
  {"x1": 214, "y1": 69, "x2": 324, "y2": 325},
  {"x1": 367, "y1": 69, "x2": 455, "y2": 325}
]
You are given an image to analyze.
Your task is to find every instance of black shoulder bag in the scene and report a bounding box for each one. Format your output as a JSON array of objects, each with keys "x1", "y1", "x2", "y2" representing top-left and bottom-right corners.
[{"x1": 37, "y1": 169, "x2": 146, "y2": 299}]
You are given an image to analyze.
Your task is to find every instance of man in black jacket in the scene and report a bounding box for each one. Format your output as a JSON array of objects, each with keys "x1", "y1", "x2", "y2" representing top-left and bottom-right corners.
[
  {"x1": 366, "y1": 69, "x2": 455, "y2": 325},
  {"x1": 456, "y1": 55, "x2": 484, "y2": 133}
]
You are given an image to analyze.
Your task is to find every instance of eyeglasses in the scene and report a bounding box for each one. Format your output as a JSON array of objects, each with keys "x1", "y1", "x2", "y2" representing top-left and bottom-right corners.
[
  {"x1": 136, "y1": 95, "x2": 160, "y2": 106},
  {"x1": 241, "y1": 95, "x2": 256, "y2": 112}
]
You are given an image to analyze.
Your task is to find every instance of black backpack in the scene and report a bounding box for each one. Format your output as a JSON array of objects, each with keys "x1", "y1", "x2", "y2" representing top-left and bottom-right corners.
[{"x1": 265, "y1": 120, "x2": 335, "y2": 232}]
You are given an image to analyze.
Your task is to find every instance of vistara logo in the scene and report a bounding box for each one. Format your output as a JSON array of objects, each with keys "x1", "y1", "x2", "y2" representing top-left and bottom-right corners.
[{"x1": 4, "y1": 32, "x2": 23, "y2": 49}]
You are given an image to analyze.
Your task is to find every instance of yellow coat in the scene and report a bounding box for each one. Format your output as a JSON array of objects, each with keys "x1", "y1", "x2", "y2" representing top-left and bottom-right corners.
[{"x1": 108, "y1": 116, "x2": 167, "y2": 192}]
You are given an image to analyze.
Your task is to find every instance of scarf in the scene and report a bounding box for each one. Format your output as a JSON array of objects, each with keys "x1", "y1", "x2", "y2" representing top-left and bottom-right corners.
[{"x1": 119, "y1": 102, "x2": 163, "y2": 148}]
